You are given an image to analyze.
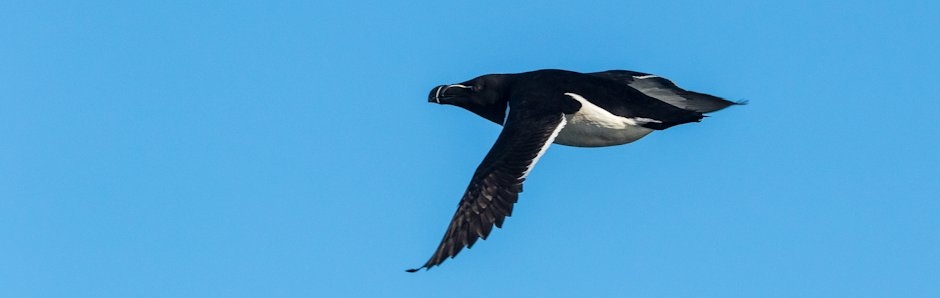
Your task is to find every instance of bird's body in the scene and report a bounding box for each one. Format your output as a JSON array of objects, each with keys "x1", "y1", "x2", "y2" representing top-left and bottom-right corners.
[{"x1": 409, "y1": 69, "x2": 743, "y2": 272}]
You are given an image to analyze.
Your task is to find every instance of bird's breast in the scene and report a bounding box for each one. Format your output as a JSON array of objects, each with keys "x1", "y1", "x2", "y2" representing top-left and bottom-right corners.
[{"x1": 552, "y1": 92, "x2": 655, "y2": 147}]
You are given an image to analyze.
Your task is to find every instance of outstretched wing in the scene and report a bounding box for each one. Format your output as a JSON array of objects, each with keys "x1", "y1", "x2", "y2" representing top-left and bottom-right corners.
[
  {"x1": 407, "y1": 111, "x2": 567, "y2": 272},
  {"x1": 589, "y1": 70, "x2": 743, "y2": 113}
]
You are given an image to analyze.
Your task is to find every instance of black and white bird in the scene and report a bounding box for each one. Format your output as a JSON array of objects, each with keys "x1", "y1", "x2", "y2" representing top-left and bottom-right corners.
[{"x1": 408, "y1": 69, "x2": 743, "y2": 272}]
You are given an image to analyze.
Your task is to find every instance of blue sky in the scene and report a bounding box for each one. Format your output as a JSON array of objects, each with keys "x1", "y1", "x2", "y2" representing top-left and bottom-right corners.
[{"x1": 2, "y1": 0, "x2": 939, "y2": 297}]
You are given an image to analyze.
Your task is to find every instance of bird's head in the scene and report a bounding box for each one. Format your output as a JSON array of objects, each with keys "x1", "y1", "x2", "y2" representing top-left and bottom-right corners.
[{"x1": 428, "y1": 74, "x2": 510, "y2": 125}]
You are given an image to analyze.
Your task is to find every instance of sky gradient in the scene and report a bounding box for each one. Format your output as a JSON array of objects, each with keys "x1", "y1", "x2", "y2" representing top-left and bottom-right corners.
[{"x1": 3, "y1": 1, "x2": 939, "y2": 297}]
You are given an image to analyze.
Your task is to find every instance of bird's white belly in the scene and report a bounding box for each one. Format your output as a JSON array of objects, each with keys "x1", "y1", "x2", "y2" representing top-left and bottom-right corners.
[
  {"x1": 554, "y1": 115, "x2": 653, "y2": 147},
  {"x1": 553, "y1": 93, "x2": 656, "y2": 147}
]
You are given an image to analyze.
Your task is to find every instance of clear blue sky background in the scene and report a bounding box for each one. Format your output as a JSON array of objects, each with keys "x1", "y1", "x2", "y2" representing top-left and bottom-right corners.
[{"x1": 3, "y1": 1, "x2": 939, "y2": 297}]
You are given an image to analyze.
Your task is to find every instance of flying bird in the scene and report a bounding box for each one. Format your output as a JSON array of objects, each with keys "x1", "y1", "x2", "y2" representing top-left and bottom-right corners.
[{"x1": 408, "y1": 69, "x2": 743, "y2": 272}]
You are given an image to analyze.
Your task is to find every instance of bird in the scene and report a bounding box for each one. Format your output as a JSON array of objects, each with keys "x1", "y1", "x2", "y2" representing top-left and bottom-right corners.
[{"x1": 407, "y1": 69, "x2": 743, "y2": 272}]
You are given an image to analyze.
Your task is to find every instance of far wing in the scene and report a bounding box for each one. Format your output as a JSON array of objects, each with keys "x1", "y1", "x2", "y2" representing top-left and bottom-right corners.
[{"x1": 590, "y1": 70, "x2": 743, "y2": 113}]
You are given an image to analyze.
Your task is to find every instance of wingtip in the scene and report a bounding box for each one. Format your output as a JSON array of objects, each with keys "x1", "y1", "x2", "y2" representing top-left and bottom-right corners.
[{"x1": 405, "y1": 268, "x2": 420, "y2": 273}]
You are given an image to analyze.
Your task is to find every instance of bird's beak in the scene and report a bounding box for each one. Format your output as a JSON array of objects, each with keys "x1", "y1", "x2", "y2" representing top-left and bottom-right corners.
[{"x1": 428, "y1": 84, "x2": 472, "y2": 104}]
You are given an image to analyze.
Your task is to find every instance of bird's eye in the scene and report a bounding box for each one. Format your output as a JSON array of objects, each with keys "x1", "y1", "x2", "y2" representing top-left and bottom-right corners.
[{"x1": 473, "y1": 84, "x2": 482, "y2": 91}]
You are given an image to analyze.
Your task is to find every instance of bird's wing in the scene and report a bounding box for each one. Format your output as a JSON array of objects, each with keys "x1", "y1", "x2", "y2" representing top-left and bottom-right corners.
[
  {"x1": 407, "y1": 110, "x2": 567, "y2": 272},
  {"x1": 589, "y1": 70, "x2": 743, "y2": 113}
]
